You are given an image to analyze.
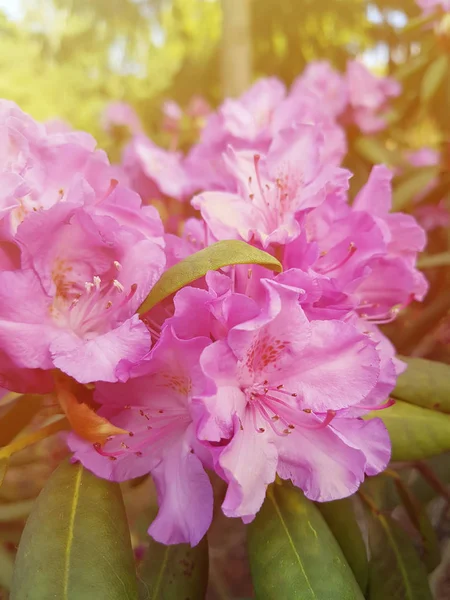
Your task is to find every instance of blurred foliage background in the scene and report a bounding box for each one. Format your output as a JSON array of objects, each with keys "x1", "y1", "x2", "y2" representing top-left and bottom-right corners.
[{"x1": 0, "y1": 0, "x2": 446, "y2": 151}]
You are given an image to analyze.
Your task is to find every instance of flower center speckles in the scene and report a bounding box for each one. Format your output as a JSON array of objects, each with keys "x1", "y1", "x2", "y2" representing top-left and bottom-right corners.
[
  {"x1": 246, "y1": 154, "x2": 295, "y2": 228},
  {"x1": 92, "y1": 404, "x2": 190, "y2": 460},
  {"x1": 244, "y1": 380, "x2": 335, "y2": 437},
  {"x1": 50, "y1": 259, "x2": 138, "y2": 338},
  {"x1": 245, "y1": 334, "x2": 288, "y2": 372}
]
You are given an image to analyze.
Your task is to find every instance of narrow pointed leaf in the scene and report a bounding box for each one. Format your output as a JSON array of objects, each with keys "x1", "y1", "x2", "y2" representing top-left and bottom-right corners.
[
  {"x1": 0, "y1": 417, "x2": 69, "y2": 461},
  {"x1": 0, "y1": 394, "x2": 43, "y2": 447},
  {"x1": 354, "y1": 137, "x2": 395, "y2": 166},
  {"x1": 11, "y1": 461, "x2": 138, "y2": 600},
  {"x1": 420, "y1": 55, "x2": 449, "y2": 104},
  {"x1": 365, "y1": 400, "x2": 450, "y2": 461},
  {"x1": 248, "y1": 484, "x2": 365, "y2": 600},
  {"x1": 418, "y1": 252, "x2": 450, "y2": 270},
  {"x1": 138, "y1": 537, "x2": 208, "y2": 600},
  {"x1": 393, "y1": 356, "x2": 450, "y2": 413},
  {"x1": 367, "y1": 512, "x2": 432, "y2": 599},
  {"x1": 138, "y1": 240, "x2": 282, "y2": 314},
  {"x1": 318, "y1": 498, "x2": 368, "y2": 593},
  {"x1": 393, "y1": 479, "x2": 440, "y2": 573},
  {"x1": 392, "y1": 167, "x2": 439, "y2": 211}
]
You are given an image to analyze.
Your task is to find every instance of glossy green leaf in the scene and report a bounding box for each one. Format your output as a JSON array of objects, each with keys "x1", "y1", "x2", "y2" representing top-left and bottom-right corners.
[
  {"x1": 392, "y1": 167, "x2": 440, "y2": 211},
  {"x1": 354, "y1": 137, "x2": 395, "y2": 167},
  {"x1": 393, "y1": 356, "x2": 450, "y2": 414},
  {"x1": 318, "y1": 498, "x2": 368, "y2": 593},
  {"x1": 420, "y1": 55, "x2": 449, "y2": 104},
  {"x1": 248, "y1": 484, "x2": 365, "y2": 600},
  {"x1": 0, "y1": 394, "x2": 43, "y2": 446},
  {"x1": 11, "y1": 460, "x2": 138, "y2": 600},
  {"x1": 365, "y1": 400, "x2": 450, "y2": 461},
  {"x1": 393, "y1": 479, "x2": 440, "y2": 573},
  {"x1": 367, "y1": 512, "x2": 432, "y2": 600},
  {"x1": 138, "y1": 240, "x2": 282, "y2": 314},
  {"x1": 138, "y1": 537, "x2": 208, "y2": 600},
  {"x1": 418, "y1": 252, "x2": 450, "y2": 269}
]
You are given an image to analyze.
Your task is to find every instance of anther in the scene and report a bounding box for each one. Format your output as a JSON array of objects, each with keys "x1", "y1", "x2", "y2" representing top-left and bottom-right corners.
[
  {"x1": 93, "y1": 276, "x2": 101, "y2": 290},
  {"x1": 113, "y1": 261, "x2": 122, "y2": 271},
  {"x1": 113, "y1": 279, "x2": 124, "y2": 293}
]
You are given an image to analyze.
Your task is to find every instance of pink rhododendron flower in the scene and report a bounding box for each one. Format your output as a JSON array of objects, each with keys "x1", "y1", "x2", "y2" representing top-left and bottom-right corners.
[
  {"x1": 185, "y1": 78, "x2": 286, "y2": 191},
  {"x1": 193, "y1": 125, "x2": 349, "y2": 248},
  {"x1": 0, "y1": 70, "x2": 430, "y2": 550},
  {"x1": 186, "y1": 96, "x2": 211, "y2": 120},
  {"x1": 101, "y1": 101, "x2": 142, "y2": 136},
  {"x1": 196, "y1": 280, "x2": 390, "y2": 519},
  {"x1": 0, "y1": 202, "x2": 165, "y2": 385},
  {"x1": 414, "y1": 202, "x2": 450, "y2": 231},
  {"x1": 290, "y1": 61, "x2": 349, "y2": 119},
  {"x1": 0, "y1": 100, "x2": 126, "y2": 238},
  {"x1": 162, "y1": 100, "x2": 183, "y2": 134},
  {"x1": 345, "y1": 61, "x2": 401, "y2": 133},
  {"x1": 272, "y1": 92, "x2": 347, "y2": 165},
  {"x1": 417, "y1": 0, "x2": 450, "y2": 13},
  {"x1": 69, "y1": 327, "x2": 214, "y2": 546},
  {"x1": 123, "y1": 134, "x2": 193, "y2": 201}
]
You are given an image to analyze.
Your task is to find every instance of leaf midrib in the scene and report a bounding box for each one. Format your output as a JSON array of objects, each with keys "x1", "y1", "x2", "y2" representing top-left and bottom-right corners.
[
  {"x1": 269, "y1": 490, "x2": 317, "y2": 600},
  {"x1": 150, "y1": 546, "x2": 171, "y2": 600},
  {"x1": 63, "y1": 464, "x2": 83, "y2": 599},
  {"x1": 378, "y1": 515, "x2": 414, "y2": 600}
]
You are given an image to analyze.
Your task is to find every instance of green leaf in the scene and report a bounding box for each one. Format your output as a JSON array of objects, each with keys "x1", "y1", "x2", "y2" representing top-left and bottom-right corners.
[
  {"x1": 248, "y1": 483, "x2": 365, "y2": 600},
  {"x1": 318, "y1": 498, "x2": 368, "y2": 593},
  {"x1": 392, "y1": 166, "x2": 440, "y2": 211},
  {"x1": 393, "y1": 479, "x2": 440, "y2": 573},
  {"x1": 11, "y1": 461, "x2": 138, "y2": 600},
  {"x1": 0, "y1": 394, "x2": 42, "y2": 446},
  {"x1": 0, "y1": 543, "x2": 14, "y2": 592},
  {"x1": 365, "y1": 400, "x2": 450, "y2": 461},
  {"x1": 367, "y1": 512, "x2": 432, "y2": 600},
  {"x1": 418, "y1": 252, "x2": 450, "y2": 269},
  {"x1": 393, "y1": 356, "x2": 450, "y2": 414},
  {"x1": 138, "y1": 537, "x2": 208, "y2": 600},
  {"x1": 353, "y1": 137, "x2": 395, "y2": 167},
  {"x1": 420, "y1": 55, "x2": 449, "y2": 104},
  {"x1": 360, "y1": 474, "x2": 399, "y2": 513},
  {"x1": 138, "y1": 240, "x2": 282, "y2": 314}
]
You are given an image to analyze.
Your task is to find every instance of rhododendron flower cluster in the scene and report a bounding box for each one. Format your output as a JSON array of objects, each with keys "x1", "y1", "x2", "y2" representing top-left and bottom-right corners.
[
  {"x1": 0, "y1": 59, "x2": 427, "y2": 548},
  {"x1": 417, "y1": 0, "x2": 450, "y2": 14}
]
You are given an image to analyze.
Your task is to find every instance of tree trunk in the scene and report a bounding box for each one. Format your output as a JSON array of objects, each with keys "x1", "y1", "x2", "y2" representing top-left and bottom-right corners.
[{"x1": 220, "y1": 0, "x2": 252, "y2": 98}]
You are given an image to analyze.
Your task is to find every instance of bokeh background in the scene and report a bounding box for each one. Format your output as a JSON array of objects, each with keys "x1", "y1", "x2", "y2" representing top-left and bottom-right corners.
[{"x1": 0, "y1": 1, "x2": 445, "y2": 149}]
